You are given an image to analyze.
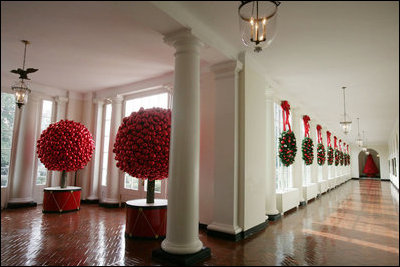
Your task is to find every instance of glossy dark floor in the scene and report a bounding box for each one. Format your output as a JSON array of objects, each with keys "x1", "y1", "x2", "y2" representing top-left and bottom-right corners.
[{"x1": 1, "y1": 180, "x2": 399, "y2": 266}]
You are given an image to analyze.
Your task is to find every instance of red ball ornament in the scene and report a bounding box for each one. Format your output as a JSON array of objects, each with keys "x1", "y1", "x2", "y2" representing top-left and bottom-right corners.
[
  {"x1": 114, "y1": 107, "x2": 171, "y2": 181},
  {"x1": 36, "y1": 120, "x2": 95, "y2": 171}
]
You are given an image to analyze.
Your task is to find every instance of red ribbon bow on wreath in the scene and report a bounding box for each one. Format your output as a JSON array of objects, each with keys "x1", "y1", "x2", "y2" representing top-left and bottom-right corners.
[
  {"x1": 281, "y1": 101, "x2": 291, "y2": 132},
  {"x1": 339, "y1": 139, "x2": 342, "y2": 151},
  {"x1": 334, "y1": 136, "x2": 337, "y2": 149},
  {"x1": 327, "y1": 131, "x2": 331, "y2": 147},
  {"x1": 303, "y1": 115, "x2": 310, "y2": 138},
  {"x1": 316, "y1": 125, "x2": 322, "y2": 144},
  {"x1": 347, "y1": 144, "x2": 349, "y2": 154}
]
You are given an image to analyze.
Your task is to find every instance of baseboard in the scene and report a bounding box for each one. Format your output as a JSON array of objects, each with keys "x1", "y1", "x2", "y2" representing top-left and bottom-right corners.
[
  {"x1": 99, "y1": 202, "x2": 120, "y2": 208},
  {"x1": 207, "y1": 228, "x2": 242, "y2": 241},
  {"x1": 299, "y1": 201, "x2": 307, "y2": 206},
  {"x1": 199, "y1": 223, "x2": 208, "y2": 230},
  {"x1": 81, "y1": 199, "x2": 99, "y2": 204},
  {"x1": 7, "y1": 201, "x2": 37, "y2": 209},
  {"x1": 242, "y1": 220, "x2": 268, "y2": 239}
]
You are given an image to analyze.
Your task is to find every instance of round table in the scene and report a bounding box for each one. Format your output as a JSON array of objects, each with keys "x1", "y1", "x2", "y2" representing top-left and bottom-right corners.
[
  {"x1": 42, "y1": 186, "x2": 81, "y2": 213},
  {"x1": 125, "y1": 199, "x2": 167, "y2": 239}
]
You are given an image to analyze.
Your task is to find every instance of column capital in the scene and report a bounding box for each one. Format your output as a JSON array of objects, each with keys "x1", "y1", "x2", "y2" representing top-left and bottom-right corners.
[
  {"x1": 164, "y1": 28, "x2": 203, "y2": 52},
  {"x1": 55, "y1": 96, "x2": 69, "y2": 104},
  {"x1": 210, "y1": 60, "x2": 243, "y2": 78},
  {"x1": 110, "y1": 95, "x2": 124, "y2": 104},
  {"x1": 93, "y1": 98, "x2": 105, "y2": 105},
  {"x1": 264, "y1": 88, "x2": 275, "y2": 99}
]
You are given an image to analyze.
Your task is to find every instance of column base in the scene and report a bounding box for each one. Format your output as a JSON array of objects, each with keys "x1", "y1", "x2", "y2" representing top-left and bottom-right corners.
[
  {"x1": 7, "y1": 201, "x2": 37, "y2": 209},
  {"x1": 152, "y1": 246, "x2": 211, "y2": 266},
  {"x1": 267, "y1": 213, "x2": 281, "y2": 221}
]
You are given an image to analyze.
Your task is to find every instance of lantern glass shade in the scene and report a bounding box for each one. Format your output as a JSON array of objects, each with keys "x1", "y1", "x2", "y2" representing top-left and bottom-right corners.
[
  {"x1": 239, "y1": 1, "x2": 279, "y2": 52},
  {"x1": 356, "y1": 138, "x2": 363, "y2": 147},
  {"x1": 12, "y1": 79, "x2": 31, "y2": 108},
  {"x1": 340, "y1": 121, "x2": 352, "y2": 134}
]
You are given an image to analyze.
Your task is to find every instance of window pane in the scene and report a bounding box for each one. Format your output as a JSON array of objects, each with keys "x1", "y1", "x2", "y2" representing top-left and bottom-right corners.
[
  {"x1": 101, "y1": 104, "x2": 112, "y2": 186},
  {"x1": 1, "y1": 93, "x2": 16, "y2": 187},
  {"x1": 36, "y1": 100, "x2": 53, "y2": 185},
  {"x1": 125, "y1": 93, "x2": 168, "y2": 116},
  {"x1": 144, "y1": 179, "x2": 161, "y2": 193},
  {"x1": 124, "y1": 174, "x2": 139, "y2": 190}
]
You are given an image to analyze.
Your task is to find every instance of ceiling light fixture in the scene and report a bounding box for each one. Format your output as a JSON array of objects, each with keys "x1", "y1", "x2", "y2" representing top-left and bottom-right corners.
[
  {"x1": 339, "y1": 86, "x2": 352, "y2": 134},
  {"x1": 10, "y1": 40, "x2": 38, "y2": 109},
  {"x1": 238, "y1": 1, "x2": 280, "y2": 53},
  {"x1": 362, "y1": 130, "x2": 368, "y2": 152},
  {"x1": 356, "y1": 118, "x2": 363, "y2": 147}
]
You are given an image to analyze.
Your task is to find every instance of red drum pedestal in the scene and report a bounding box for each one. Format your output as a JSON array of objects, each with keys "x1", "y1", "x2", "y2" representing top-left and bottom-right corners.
[
  {"x1": 43, "y1": 186, "x2": 81, "y2": 213},
  {"x1": 125, "y1": 199, "x2": 167, "y2": 239}
]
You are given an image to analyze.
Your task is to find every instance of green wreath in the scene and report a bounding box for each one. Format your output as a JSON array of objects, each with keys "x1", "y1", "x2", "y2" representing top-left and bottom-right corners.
[
  {"x1": 279, "y1": 130, "x2": 297, "y2": 167},
  {"x1": 302, "y1": 137, "x2": 314, "y2": 165},
  {"x1": 334, "y1": 149, "x2": 340, "y2": 166},
  {"x1": 317, "y1": 143, "x2": 326, "y2": 166},
  {"x1": 339, "y1": 151, "x2": 344, "y2": 165},
  {"x1": 343, "y1": 153, "x2": 347, "y2": 166},
  {"x1": 348, "y1": 153, "x2": 351, "y2": 165},
  {"x1": 327, "y1": 146, "x2": 334, "y2": 165}
]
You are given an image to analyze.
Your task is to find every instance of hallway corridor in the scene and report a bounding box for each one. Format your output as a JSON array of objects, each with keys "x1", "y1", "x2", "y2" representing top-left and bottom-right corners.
[{"x1": 1, "y1": 180, "x2": 399, "y2": 266}]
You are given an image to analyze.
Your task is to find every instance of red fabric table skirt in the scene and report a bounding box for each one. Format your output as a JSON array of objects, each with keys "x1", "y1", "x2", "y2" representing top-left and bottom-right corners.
[
  {"x1": 125, "y1": 199, "x2": 167, "y2": 239},
  {"x1": 43, "y1": 186, "x2": 81, "y2": 213}
]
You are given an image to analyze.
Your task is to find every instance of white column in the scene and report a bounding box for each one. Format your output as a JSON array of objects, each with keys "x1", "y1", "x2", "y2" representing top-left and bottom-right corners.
[
  {"x1": 102, "y1": 95, "x2": 123, "y2": 205},
  {"x1": 161, "y1": 29, "x2": 204, "y2": 255},
  {"x1": 8, "y1": 93, "x2": 40, "y2": 206},
  {"x1": 291, "y1": 107, "x2": 305, "y2": 204},
  {"x1": 87, "y1": 99, "x2": 104, "y2": 201},
  {"x1": 50, "y1": 96, "x2": 68, "y2": 187},
  {"x1": 310, "y1": 121, "x2": 318, "y2": 185},
  {"x1": 265, "y1": 89, "x2": 280, "y2": 216},
  {"x1": 79, "y1": 93, "x2": 94, "y2": 199},
  {"x1": 321, "y1": 125, "x2": 328, "y2": 181},
  {"x1": 207, "y1": 60, "x2": 242, "y2": 236}
]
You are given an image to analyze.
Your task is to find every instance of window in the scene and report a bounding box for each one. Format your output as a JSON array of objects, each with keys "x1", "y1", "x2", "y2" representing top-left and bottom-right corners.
[
  {"x1": 124, "y1": 92, "x2": 169, "y2": 192},
  {"x1": 1, "y1": 93, "x2": 16, "y2": 187},
  {"x1": 36, "y1": 100, "x2": 53, "y2": 185},
  {"x1": 274, "y1": 102, "x2": 293, "y2": 192},
  {"x1": 101, "y1": 104, "x2": 112, "y2": 186}
]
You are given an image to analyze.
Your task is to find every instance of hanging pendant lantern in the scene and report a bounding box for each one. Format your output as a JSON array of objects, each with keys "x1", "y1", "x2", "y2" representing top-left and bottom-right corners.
[
  {"x1": 339, "y1": 86, "x2": 352, "y2": 134},
  {"x1": 238, "y1": 1, "x2": 280, "y2": 53},
  {"x1": 355, "y1": 117, "x2": 363, "y2": 147},
  {"x1": 10, "y1": 40, "x2": 38, "y2": 109}
]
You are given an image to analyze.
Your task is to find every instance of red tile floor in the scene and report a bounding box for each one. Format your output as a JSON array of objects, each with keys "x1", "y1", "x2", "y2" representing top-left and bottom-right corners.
[{"x1": 1, "y1": 179, "x2": 399, "y2": 266}]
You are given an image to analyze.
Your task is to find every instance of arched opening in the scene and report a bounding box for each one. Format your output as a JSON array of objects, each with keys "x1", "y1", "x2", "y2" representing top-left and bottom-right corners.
[{"x1": 358, "y1": 149, "x2": 381, "y2": 179}]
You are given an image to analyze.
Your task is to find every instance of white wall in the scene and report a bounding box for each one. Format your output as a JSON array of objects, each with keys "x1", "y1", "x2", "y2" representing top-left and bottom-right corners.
[
  {"x1": 199, "y1": 71, "x2": 215, "y2": 225},
  {"x1": 238, "y1": 53, "x2": 267, "y2": 231}
]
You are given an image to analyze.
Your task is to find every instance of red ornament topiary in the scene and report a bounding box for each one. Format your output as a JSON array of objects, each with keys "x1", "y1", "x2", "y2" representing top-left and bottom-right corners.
[
  {"x1": 113, "y1": 107, "x2": 171, "y2": 203},
  {"x1": 36, "y1": 119, "x2": 95, "y2": 188}
]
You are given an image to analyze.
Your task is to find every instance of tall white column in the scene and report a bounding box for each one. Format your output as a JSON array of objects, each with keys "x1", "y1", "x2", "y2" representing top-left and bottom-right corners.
[
  {"x1": 321, "y1": 125, "x2": 328, "y2": 181},
  {"x1": 161, "y1": 29, "x2": 204, "y2": 255},
  {"x1": 102, "y1": 95, "x2": 123, "y2": 206},
  {"x1": 265, "y1": 89, "x2": 280, "y2": 217},
  {"x1": 291, "y1": 107, "x2": 305, "y2": 205},
  {"x1": 8, "y1": 93, "x2": 40, "y2": 206},
  {"x1": 207, "y1": 60, "x2": 242, "y2": 237},
  {"x1": 310, "y1": 121, "x2": 318, "y2": 185},
  {"x1": 79, "y1": 93, "x2": 94, "y2": 200},
  {"x1": 87, "y1": 99, "x2": 104, "y2": 201},
  {"x1": 51, "y1": 96, "x2": 68, "y2": 187}
]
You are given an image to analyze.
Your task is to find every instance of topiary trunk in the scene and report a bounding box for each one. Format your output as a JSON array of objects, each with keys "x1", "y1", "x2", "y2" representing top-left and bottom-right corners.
[
  {"x1": 146, "y1": 180, "x2": 155, "y2": 204},
  {"x1": 61, "y1": 170, "x2": 67, "y2": 188}
]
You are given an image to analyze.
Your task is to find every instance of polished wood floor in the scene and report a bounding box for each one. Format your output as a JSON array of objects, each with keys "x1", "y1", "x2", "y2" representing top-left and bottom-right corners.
[{"x1": 1, "y1": 179, "x2": 399, "y2": 266}]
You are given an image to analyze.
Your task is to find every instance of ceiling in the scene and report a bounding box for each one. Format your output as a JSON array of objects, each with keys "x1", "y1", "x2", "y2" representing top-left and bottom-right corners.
[{"x1": 1, "y1": 1, "x2": 399, "y2": 146}]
